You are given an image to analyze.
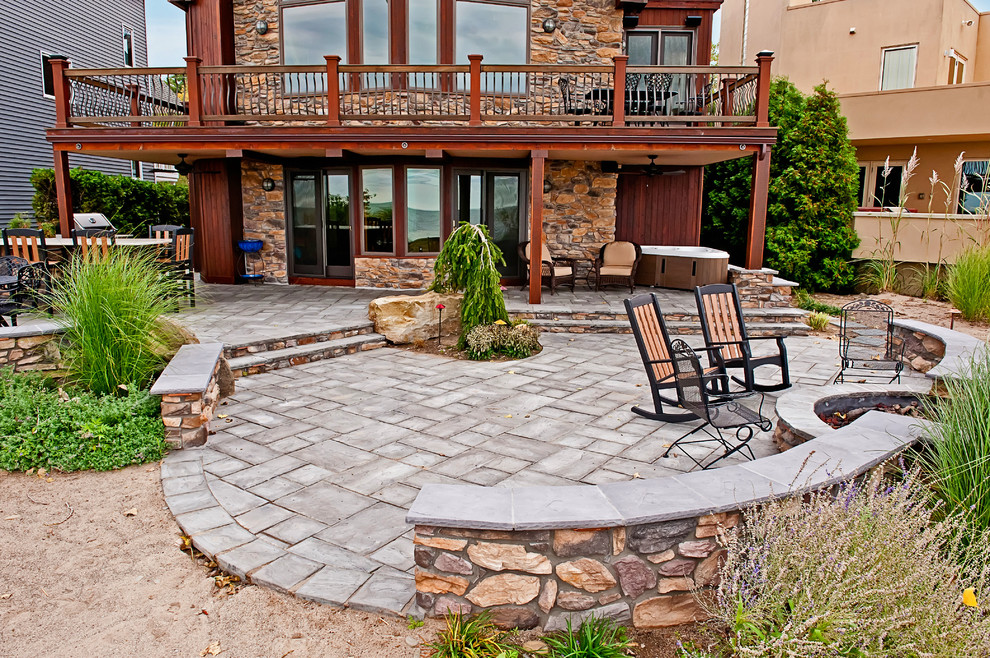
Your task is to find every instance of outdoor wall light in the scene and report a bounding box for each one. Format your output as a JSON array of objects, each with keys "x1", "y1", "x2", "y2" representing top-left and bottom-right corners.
[
  {"x1": 256, "y1": 19, "x2": 269, "y2": 35},
  {"x1": 542, "y1": 18, "x2": 557, "y2": 33},
  {"x1": 175, "y1": 154, "x2": 193, "y2": 177},
  {"x1": 543, "y1": 179, "x2": 552, "y2": 193},
  {"x1": 685, "y1": 15, "x2": 702, "y2": 27},
  {"x1": 262, "y1": 177, "x2": 276, "y2": 192}
]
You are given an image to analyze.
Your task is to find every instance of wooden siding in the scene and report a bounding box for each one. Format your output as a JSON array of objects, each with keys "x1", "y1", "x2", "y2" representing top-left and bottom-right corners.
[
  {"x1": 615, "y1": 168, "x2": 703, "y2": 246},
  {"x1": 185, "y1": 0, "x2": 235, "y2": 65},
  {"x1": 190, "y1": 158, "x2": 243, "y2": 284},
  {"x1": 0, "y1": 0, "x2": 149, "y2": 225}
]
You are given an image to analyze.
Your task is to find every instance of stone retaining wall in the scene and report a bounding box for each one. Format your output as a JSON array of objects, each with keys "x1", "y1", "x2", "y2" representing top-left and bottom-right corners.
[
  {"x1": 414, "y1": 514, "x2": 733, "y2": 630},
  {"x1": 355, "y1": 258, "x2": 436, "y2": 289},
  {"x1": 0, "y1": 325, "x2": 63, "y2": 373},
  {"x1": 728, "y1": 267, "x2": 795, "y2": 309},
  {"x1": 893, "y1": 325, "x2": 946, "y2": 373},
  {"x1": 152, "y1": 344, "x2": 234, "y2": 450}
]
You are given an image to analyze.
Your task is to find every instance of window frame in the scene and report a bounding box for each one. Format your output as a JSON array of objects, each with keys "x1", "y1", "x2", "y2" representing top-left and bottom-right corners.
[
  {"x1": 359, "y1": 165, "x2": 397, "y2": 255},
  {"x1": 404, "y1": 166, "x2": 444, "y2": 255},
  {"x1": 879, "y1": 44, "x2": 918, "y2": 91},
  {"x1": 857, "y1": 160, "x2": 908, "y2": 208},
  {"x1": 956, "y1": 159, "x2": 989, "y2": 215},
  {"x1": 948, "y1": 49, "x2": 966, "y2": 85},
  {"x1": 40, "y1": 51, "x2": 58, "y2": 99},
  {"x1": 279, "y1": 0, "x2": 351, "y2": 65},
  {"x1": 122, "y1": 24, "x2": 135, "y2": 67}
]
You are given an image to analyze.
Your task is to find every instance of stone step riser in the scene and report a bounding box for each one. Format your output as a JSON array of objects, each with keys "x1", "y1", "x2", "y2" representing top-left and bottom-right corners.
[
  {"x1": 230, "y1": 338, "x2": 387, "y2": 378},
  {"x1": 511, "y1": 311, "x2": 805, "y2": 324},
  {"x1": 224, "y1": 325, "x2": 375, "y2": 359},
  {"x1": 535, "y1": 324, "x2": 810, "y2": 336}
]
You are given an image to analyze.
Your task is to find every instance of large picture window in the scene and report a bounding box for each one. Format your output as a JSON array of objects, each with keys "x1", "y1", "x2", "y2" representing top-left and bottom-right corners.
[
  {"x1": 407, "y1": 168, "x2": 442, "y2": 253},
  {"x1": 455, "y1": 1, "x2": 528, "y2": 64},
  {"x1": 362, "y1": 168, "x2": 395, "y2": 253},
  {"x1": 282, "y1": 1, "x2": 348, "y2": 64}
]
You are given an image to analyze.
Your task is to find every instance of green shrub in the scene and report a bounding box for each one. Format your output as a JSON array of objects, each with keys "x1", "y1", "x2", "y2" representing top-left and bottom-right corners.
[
  {"x1": 430, "y1": 222, "x2": 510, "y2": 346},
  {"x1": 791, "y1": 289, "x2": 841, "y2": 316},
  {"x1": 8, "y1": 212, "x2": 32, "y2": 229},
  {"x1": 0, "y1": 369, "x2": 166, "y2": 472},
  {"x1": 31, "y1": 167, "x2": 189, "y2": 236},
  {"x1": 543, "y1": 617, "x2": 631, "y2": 658},
  {"x1": 426, "y1": 612, "x2": 518, "y2": 658},
  {"x1": 804, "y1": 311, "x2": 830, "y2": 331},
  {"x1": 921, "y1": 349, "x2": 990, "y2": 533},
  {"x1": 946, "y1": 244, "x2": 990, "y2": 322},
  {"x1": 464, "y1": 322, "x2": 541, "y2": 360},
  {"x1": 703, "y1": 468, "x2": 990, "y2": 656},
  {"x1": 45, "y1": 250, "x2": 185, "y2": 395}
]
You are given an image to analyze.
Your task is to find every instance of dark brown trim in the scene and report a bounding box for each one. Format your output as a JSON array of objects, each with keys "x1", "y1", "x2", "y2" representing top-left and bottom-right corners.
[{"x1": 289, "y1": 276, "x2": 358, "y2": 286}]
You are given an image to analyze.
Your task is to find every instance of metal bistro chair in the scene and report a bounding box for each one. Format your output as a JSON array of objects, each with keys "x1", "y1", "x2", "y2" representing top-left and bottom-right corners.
[
  {"x1": 695, "y1": 283, "x2": 791, "y2": 392},
  {"x1": 837, "y1": 299, "x2": 905, "y2": 384},
  {"x1": 625, "y1": 293, "x2": 728, "y2": 422},
  {"x1": 166, "y1": 227, "x2": 196, "y2": 307},
  {"x1": 71, "y1": 229, "x2": 116, "y2": 262},
  {"x1": 0, "y1": 257, "x2": 45, "y2": 327},
  {"x1": 664, "y1": 339, "x2": 773, "y2": 470}
]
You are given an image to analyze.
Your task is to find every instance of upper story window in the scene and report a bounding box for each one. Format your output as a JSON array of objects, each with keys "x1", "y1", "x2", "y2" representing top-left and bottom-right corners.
[
  {"x1": 282, "y1": 1, "x2": 348, "y2": 64},
  {"x1": 455, "y1": 0, "x2": 528, "y2": 64},
  {"x1": 40, "y1": 52, "x2": 57, "y2": 98},
  {"x1": 122, "y1": 26, "x2": 135, "y2": 67},
  {"x1": 948, "y1": 50, "x2": 966, "y2": 85},
  {"x1": 880, "y1": 45, "x2": 917, "y2": 91}
]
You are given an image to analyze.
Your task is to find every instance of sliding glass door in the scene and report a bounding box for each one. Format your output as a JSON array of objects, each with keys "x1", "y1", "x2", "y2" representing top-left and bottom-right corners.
[
  {"x1": 455, "y1": 170, "x2": 525, "y2": 276},
  {"x1": 288, "y1": 170, "x2": 354, "y2": 279}
]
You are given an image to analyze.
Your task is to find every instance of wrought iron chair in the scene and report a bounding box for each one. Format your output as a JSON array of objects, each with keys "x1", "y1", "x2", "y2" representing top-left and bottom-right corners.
[
  {"x1": 557, "y1": 75, "x2": 594, "y2": 120},
  {"x1": 663, "y1": 339, "x2": 773, "y2": 470},
  {"x1": 71, "y1": 229, "x2": 116, "y2": 262},
  {"x1": 593, "y1": 241, "x2": 642, "y2": 293},
  {"x1": 518, "y1": 241, "x2": 576, "y2": 295},
  {"x1": 625, "y1": 293, "x2": 728, "y2": 422},
  {"x1": 837, "y1": 299, "x2": 905, "y2": 384},
  {"x1": 0, "y1": 258, "x2": 45, "y2": 327},
  {"x1": 695, "y1": 283, "x2": 791, "y2": 392}
]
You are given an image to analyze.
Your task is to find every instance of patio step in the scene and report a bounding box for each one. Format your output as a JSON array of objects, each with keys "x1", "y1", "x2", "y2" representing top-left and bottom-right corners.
[
  {"x1": 223, "y1": 322, "x2": 377, "y2": 360},
  {"x1": 227, "y1": 333, "x2": 388, "y2": 378},
  {"x1": 527, "y1": 318, "x2": 809, "y2": 336},
  {"x1": 512, "y1": 307, "x2": 807, "y2": 325}
]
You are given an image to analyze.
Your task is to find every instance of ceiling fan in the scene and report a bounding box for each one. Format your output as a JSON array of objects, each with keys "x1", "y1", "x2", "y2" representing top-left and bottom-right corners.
[
  {"x1": 603, "y1": 156, "x2": 687, "y2": 177},
  {"x1": 643, "y1": 154, "x2": 685, "y2": 177}
]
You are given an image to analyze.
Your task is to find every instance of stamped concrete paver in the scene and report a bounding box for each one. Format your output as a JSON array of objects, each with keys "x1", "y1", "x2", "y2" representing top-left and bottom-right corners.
[{"x1": 163, "y1": 328, "x2": 919, "y2": 616}]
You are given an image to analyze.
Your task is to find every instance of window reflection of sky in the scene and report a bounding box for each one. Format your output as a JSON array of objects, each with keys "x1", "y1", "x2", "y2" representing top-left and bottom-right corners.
[
  {"x1": 409, "y1": 0, "x2": 438, "y2": 64},
  {"x1": 363, "y1": 0, "x2": 389, "y2": 64},
  {"x1": 283, "y1": 3, "x2": 347, "y2": 64},
  {"x1": 407, "y1": 169, "x2": 441, "y2": 211},
  {"x1": 455, "y1": 1, "x2": 527, "y2": 64}
]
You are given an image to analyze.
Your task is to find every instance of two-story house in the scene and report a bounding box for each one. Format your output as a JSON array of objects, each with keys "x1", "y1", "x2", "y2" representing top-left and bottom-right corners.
[
  {"x1": 721, "y1": 0, "x2": 990, "y2": 214},
  {"x1": 2, "y1": 0, "x2": 152, "y2": 225},
  {"x1": 46, "y1": 0, "x2": 777, "y2": 303}
]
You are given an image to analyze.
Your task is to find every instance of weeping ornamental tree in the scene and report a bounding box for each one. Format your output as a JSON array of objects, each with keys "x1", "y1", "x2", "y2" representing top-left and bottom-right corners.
[
  {"x1": 429, "y1": 222, "x2": 509, "y2": 345},
  {"x1": 701, "y1": 80, "x2": 860, "y2": 291}
]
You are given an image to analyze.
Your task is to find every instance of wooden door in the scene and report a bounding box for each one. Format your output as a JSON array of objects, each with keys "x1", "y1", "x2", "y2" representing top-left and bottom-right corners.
[{"x1": 615, "y1": 168, "x2": 703, "y2": 246}]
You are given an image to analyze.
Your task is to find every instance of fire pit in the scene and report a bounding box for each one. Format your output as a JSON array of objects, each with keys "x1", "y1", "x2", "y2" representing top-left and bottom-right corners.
[{"x1": 816, "y1": 393, "x2": 926, "y2": 429}]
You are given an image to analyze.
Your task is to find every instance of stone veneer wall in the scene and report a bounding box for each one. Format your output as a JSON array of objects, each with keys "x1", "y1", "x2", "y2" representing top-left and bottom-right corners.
[
  {"x1": 0, "y1": 330, "x2": 62, "y2": 373},
  {"x1": 728, "y1": 267, "x2": 794, "y2": 309},
  {"x1": 892, "y1": 325, "x2": 946, "y2": 374},
  {"x1": 159, "y1": 356, "x2": 234, "y2": 450},
  {"x1": 543, "y1": 161, "x2": 617, "y2": 280},
  {"x1": 414, "y1": 513, "x2": 735, "y2": 630},
  {"x1": 355, "y1": 258, "x2": 436, "y2": 289},
  {"x1": 242, "y1": 161, "x2": 289, "y2": 283}
]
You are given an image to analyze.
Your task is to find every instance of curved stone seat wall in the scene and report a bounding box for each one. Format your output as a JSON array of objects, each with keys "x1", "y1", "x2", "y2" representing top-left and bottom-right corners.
[
  {"x1": 0, "y1": 322, "x2": 64, "y2": 373},
  {"x1": 408, "y1": 411, "x2": 925, "y2": 629}
]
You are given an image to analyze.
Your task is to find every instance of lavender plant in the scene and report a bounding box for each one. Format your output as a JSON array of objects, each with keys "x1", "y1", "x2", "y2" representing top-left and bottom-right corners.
[{"x1": 699, "y1": 468, "x2": 990, "y2": 656}]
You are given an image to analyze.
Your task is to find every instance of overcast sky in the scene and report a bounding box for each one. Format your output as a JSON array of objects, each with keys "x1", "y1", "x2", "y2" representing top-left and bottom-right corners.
[{"x1": 145, "y1": 0, "x2": 990, "y2": 66}]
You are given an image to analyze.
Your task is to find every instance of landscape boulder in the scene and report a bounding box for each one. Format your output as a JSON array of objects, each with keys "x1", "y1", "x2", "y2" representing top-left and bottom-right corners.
[{"x1": 368, "y1": 292, "x2": 462, "y2": 345}]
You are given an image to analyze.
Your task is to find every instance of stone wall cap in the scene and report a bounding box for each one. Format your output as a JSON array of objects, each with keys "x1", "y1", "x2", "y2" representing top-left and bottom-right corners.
[
  {"x1": 599, "y1": 476, "x2": 718, "y2": 525},
  {"x1": 512, "y1": 485, "x2": 621, "y2": 529},
  {"x1": 771, "y1": 276, "x2": 799, "y2": 287},
  {"x1": 0, "y1": 321, "x2": 64, "y2": 338},
  {"x1": 405, "y1": 483, "x2": 513, "y2": 529},
  {"x1": 727, "y1": 265, "x2": 779, "y2": 276},
  {"x1": 151, "y1": 343, "x2": 224, "y2": 396}
]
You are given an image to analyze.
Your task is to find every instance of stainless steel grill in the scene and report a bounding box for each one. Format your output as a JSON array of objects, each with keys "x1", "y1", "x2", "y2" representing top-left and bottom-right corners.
[{"x1": 73, "y1": 213, "x2": 116, "y2": 231}]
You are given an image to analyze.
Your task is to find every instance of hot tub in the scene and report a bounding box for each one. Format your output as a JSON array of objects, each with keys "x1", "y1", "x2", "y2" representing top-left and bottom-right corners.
[{"x1": 635, "y1": 246, "x2": 729, "y2": 290}]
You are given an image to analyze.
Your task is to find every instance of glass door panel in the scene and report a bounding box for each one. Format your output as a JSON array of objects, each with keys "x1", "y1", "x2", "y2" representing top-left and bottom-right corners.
[
  {"x1": 290, "y1": 173, "x2": 322, "y2": 276},
  {"x1": 324, "y1": 172, "x2": 353, "y2": 277},
  {"x1": 490, "y1": 174, "x2": 522, "y2": 276},
  {"x1": 660, "y1": 32, "x2": 692, "y2": 113},
  {"x1": 456, "y1": 173, "x2": 483, "y2": 225}
]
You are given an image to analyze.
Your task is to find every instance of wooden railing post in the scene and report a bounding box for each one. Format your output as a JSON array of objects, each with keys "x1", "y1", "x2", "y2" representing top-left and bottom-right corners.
[
  {"x1": 54, "y1": 150, "x2": 73, "y2": 238},
  {"x1": 184, "y1": 56, "x2": 202, "y2": 127},
  {"x1": 468, "y1": 54, "x2": 483, "y2": 126},
  {"x1": 721, "y1": 78, "x2": 734, "y2": 118},
  {"x1": 49, "y1": 55, "x2": 72, "y2": 128},
  {"x1": 126, "y1": 83, "x2": 141, "y2": 127},
  {"x1": 754, "y1": 50, "x2": 775, "y2": 127},
  {"x1": 325, "y1": 55, "x2": 341, "y2": 126},
  {"x1": 612, "y1": 55, "x2": 627, "y2": 127}
]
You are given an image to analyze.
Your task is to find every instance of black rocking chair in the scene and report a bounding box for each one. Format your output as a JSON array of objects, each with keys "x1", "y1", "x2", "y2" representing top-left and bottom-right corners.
[
  {"x1": 837, "y1": 299, "x2": 905, "y2": 384},
  {"x1": 625, "y1": 293, "x2": 728, "y2": 422},
  {"x1": 663, "y1": 339, "x2": 773, "y2": 470}
]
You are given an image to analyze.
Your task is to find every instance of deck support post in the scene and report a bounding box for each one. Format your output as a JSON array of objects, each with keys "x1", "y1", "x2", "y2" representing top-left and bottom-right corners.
[
  {"x1": 54, "y1": 150, "x2": 73, "y2": 238},
  {"x1": 745, "y1": 148, "x2": 772, "y2": 269},
  {"x1": 49, "y1": 55, "x2": 72, "y2": 129},
  {"x1": 612, "y1": 55, "x2": 627, "y2": 127},
  {"x1": 325, "y1": 56, "x2": 341, "y2": 126},
  {"x1": 529, "y1": 150, "x2": 547, "y2": 305},
  {"x1": 468, "y1": 55, "x2": 483, "y2": 126}
]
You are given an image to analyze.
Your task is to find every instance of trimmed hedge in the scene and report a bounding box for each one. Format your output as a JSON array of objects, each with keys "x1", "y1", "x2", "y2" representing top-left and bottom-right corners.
[{"x1": 31, "y1": 167, "x2": 189, "y2": 235}]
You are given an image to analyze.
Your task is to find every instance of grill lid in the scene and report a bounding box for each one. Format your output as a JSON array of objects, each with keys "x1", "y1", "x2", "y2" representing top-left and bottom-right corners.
[{"x1": 73, "y1": 213, "x2": 115, "y2": 231}]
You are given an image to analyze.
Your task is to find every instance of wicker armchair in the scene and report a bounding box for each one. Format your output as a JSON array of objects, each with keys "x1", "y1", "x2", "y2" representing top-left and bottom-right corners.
[
  {"x1": 593, "y1": 241, "x2": 642, "y2": 293},
  {"x1": 518, "y1": 241, "x2": 575, "y2": 295}
]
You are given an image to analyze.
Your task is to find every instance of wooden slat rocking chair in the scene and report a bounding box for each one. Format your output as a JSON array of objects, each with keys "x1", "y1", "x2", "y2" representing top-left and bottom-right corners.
[
  {"x1": 695, "y1": 283, "x2": 791, "y2": 392},
  {"x1": 625, "y1": 293, "x2": 728, "y2": 422}
]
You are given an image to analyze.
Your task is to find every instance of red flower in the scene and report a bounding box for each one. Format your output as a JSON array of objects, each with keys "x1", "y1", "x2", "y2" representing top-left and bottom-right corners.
[{"x1": 436, "y1": 303, "x2": 445, "y2": 310}]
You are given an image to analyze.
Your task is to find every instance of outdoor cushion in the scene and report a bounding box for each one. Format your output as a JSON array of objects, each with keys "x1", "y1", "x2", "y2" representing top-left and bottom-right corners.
[
  {"x1": 599, "y1": 265, "x2": 633, "y2": 276},
  {"x1": 602, "y1": 241, "x2": 637, "y2": 267},
  {"x1": 524, "y1": 242, "x2": 555, "y2": 264},
  {"x1": 553, "y1": 266, "x2": 573, "y2": 277}
]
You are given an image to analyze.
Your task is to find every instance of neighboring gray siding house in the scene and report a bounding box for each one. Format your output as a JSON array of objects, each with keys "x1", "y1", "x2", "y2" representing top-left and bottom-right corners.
[{"x1": 0, "y1": 0, "x2": 151, "y2": 225}]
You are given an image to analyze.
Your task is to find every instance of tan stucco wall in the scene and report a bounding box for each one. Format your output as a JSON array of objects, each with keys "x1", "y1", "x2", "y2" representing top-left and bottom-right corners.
[
  {"x1": 853, "y1": 212, "x2": 988, "y2": 264},
  {"x1": 720, "y1": 0, "x2": 986, "y2": 93}
]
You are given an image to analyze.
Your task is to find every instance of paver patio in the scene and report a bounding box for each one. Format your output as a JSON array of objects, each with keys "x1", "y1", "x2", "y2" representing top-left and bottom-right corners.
[{"x1": 163, "y1": 328, "x2": 923, "y2": 615}]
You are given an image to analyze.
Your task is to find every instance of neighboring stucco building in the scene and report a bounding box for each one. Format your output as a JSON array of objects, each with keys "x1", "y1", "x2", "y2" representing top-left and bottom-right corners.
[
  {"x1": 720, "y1": 0, "x2": 990, "y2": 213},
  {"x1": 1, "y1": 0, "x2": 152, "y2": 225}
]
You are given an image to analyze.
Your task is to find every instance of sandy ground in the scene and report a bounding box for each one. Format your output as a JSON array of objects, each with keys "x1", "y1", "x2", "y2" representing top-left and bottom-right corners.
[
  {"x1": 814, "y1": 292, "x2": 990, "y2": 342},
  {"x1": 0, "y1": 467, "x2": 442, "y2": 658}
]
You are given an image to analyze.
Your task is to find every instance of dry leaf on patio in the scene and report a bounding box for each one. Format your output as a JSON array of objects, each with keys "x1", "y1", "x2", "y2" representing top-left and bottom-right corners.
[
  {"x1": 217, "y1": 414, "x2": 228, "y2": 419},
  {"x1": 200, "y1": 642, "x2": 222, "y2": 656},
  {"x1": 123, "y1": 508, "x2": 138, "y2": 517},
  {"x1": 4, "y1": 515, "x2": 21, "y2": 521}
]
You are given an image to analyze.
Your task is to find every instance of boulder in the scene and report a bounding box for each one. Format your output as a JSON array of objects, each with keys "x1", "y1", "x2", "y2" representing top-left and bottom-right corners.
[{"x1": 368, "y1": 292, "x2": 462, "y2": 345}]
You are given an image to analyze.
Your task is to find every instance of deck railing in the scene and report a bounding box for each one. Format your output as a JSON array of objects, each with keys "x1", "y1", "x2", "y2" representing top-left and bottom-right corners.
[{"x1": 53, "y1": 54, "x2": 773, "y2": 129}]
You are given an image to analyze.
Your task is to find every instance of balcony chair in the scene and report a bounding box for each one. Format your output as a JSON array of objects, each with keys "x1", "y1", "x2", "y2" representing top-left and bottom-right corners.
[
  {"x1": 695, "y1": 283, "x2": 791, "y2": 392},
  {"x1": 837, "y1": 299, "x2": 905, "y2": 384},
  {"x1": 557, "y1": 75, "x2": 600, "y2": 122},
  {"x1": 625, "y1": 293, "x2": 728, "y2": 423},
  {"x1": 593, "y1": 241, "x2": 641, "y2": 293},
  {"x1": 0, "y1": 257, "x2": 45, "y2": 328},
  {"x1": 644, "y1": 72, "x2": 673, "y2": 116},
  {"x1": 518, "y1": 241, "x2": 576, "y2": 295},
  {"x1": 165, "y1": 227, "x2": 196, "y2": 307},
  {"x1": 663, "y1": 339, "x2": 773, "y2": 470},
  {"x1": 71, "y1": 229, "x2": 116, "y2": 262}
]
